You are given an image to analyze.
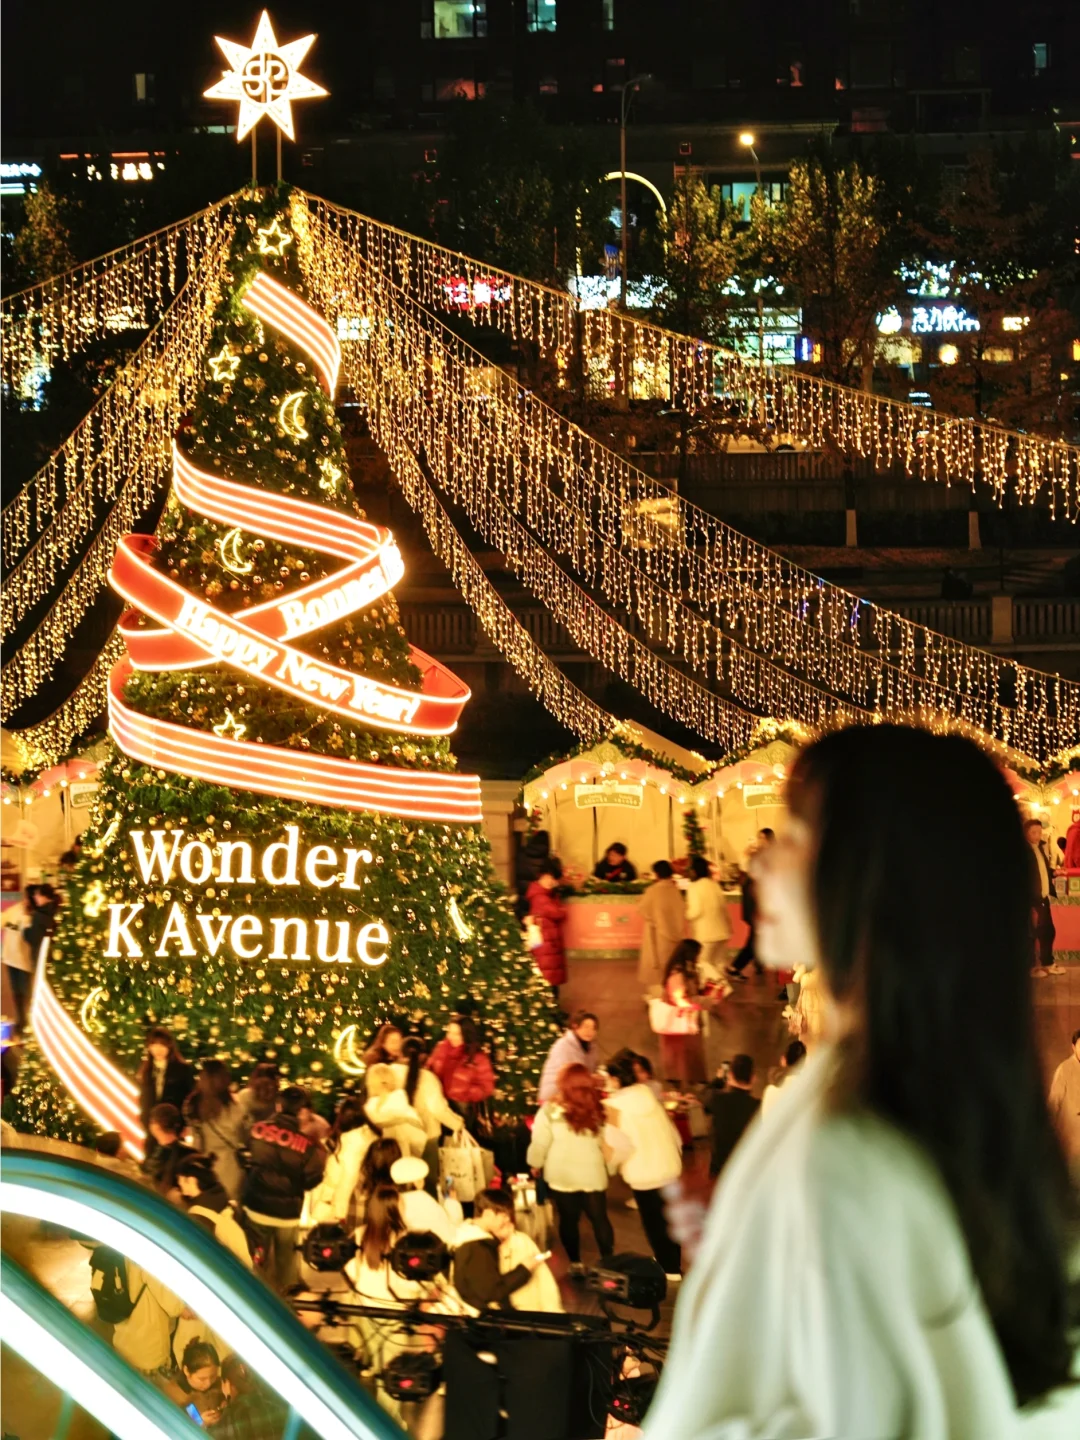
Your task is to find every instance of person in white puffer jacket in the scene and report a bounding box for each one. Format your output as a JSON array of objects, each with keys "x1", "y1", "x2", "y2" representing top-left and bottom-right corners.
[
  {"x1": 302, "y1": 1095, "x2": 377, "y2": 1228},
  {"x1": 527, "y1": 1060, "x2": 615, "y2": 1274},
  {"x1": 603, "y1": 1053, "x2": 683, "y2": 1277}
]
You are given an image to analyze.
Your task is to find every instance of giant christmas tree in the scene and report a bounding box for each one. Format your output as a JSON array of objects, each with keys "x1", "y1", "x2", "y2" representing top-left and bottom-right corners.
[{"x1": 12, "y1": 190, "x2": 561, "y2": 1149}]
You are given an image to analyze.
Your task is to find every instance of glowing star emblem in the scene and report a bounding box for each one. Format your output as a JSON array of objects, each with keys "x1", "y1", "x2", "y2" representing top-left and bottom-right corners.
[
  {"x1": 208, "y1": 344, "x2": 241, "y2": 383},
  {"x1": 212, "y1": 708, "x2": 248, "y2": 741},
  {"x1": 204, "y1": 10, "x2": 328, "y2": 143},
  {"x1": 81, "y1": 881, "x2": 108, "y2": 918},
  {"x1": 256, "y1": 217, "x2": 294, "y2": 256},
  {"x1": 317, "y1": 457, "x2": 342, "y2": 492}
]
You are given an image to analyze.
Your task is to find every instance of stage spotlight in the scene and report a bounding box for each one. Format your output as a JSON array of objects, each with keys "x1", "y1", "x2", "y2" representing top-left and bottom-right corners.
[
  {"x1": 609, "y1": 1373, "x2": 659, "y2": 1426},
  {"x1": 585, "y1": 1254, "x2": 666, "y2": 1309},
  {"x1": 302, "y1": 1222, "x2": 357, "y2": 1271},
  {"x1": 389, "y1": 1230, "x2": 449, "y2": 1283},
  {"x1": 382, "y1": 1350, "x2": 440, "y2": 1401}
]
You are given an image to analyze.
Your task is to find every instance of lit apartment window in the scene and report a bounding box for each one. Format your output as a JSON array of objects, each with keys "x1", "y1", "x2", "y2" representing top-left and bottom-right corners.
[
  {"x1": 427, "y1": 2, "x2": 487, "y2": 40},
  {"x1": 527, "y1": 0, "x2": 557, "y2": 31},
  {"x1": 1032, "y1": 42, "x2": 1048, "y2": 74},
  {"x1": 602, "y1": 0, "x2": 615, "y2": 29},
  {"x1": 133, "y1": 72, "x2": 155, "y2": 104}
]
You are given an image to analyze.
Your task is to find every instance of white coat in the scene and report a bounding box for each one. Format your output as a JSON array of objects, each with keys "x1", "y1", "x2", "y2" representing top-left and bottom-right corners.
[
  {"x1": 399, "y1": 1187, "x2": 458, "y2": 1246},
  {"x1": 642, "y1": 1045, "x2": 1080, "y2": 1440},
  {"x1": 109, "y1": 1262, "x2": 185, "y2": 1373},
  {"x1": 685, "y1": 877, "x2": 732, "y2": 945},
  {"x1": 603, "y1": 1083, "x2": 682, "y2": 1192},
  {"x1": 301, "y1": 1125, "x2": 376, "y2": 1227},
  {"x1": 527, "y1": 1103, "x2": 610, "y2": 1193},
  {"x1": 389, "y1": 1063, "x2": 463, "y2": 1141}
]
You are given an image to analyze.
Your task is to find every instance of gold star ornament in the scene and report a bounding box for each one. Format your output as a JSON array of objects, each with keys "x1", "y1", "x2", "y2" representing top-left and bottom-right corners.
[
  {"x1": 208, "y1": 344, "x2": 241, "y2": 382},
  {"x1": 256, "y1": 216, "x2": 294, "y2": 256},
  {"x1": 203, "y1": 10, "x2": 327, "y2": 143}
]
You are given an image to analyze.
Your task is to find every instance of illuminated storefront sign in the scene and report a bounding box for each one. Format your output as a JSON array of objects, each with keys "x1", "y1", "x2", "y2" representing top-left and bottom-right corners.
[
  {"x1": 910, "y1": 305, "x2": 979, "y2": 335},
  {"x1": 574, "y1": 782, "x2": 644, "y2": 809}
]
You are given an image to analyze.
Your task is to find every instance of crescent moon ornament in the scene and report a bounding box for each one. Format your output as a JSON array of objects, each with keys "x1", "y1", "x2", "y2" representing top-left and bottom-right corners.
[
  {"x1": 332, "y1": 1024, "x2": 367, "y2": 1076},
  {"x1": 448, "y1": 896, "x2": 473, "y2": 941},
  {"x1": 216, "y1": 526, "x2": 254, "y2": 576},
  {"x1": 277, "y1": 390, "x2": 309, "y2": 442},
  {"x1": 80, "y1": 986, "x2": 107, "y2": 1035}
]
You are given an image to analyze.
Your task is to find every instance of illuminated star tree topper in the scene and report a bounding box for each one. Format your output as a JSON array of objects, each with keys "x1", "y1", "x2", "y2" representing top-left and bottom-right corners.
[{"x1": 203, "y1": 10, "x2": 327, "y2": 143}]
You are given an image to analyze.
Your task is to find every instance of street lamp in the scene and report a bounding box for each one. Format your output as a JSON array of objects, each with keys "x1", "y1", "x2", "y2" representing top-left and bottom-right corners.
[
  {"x1": 616, "y1": 75, "x2": 651, "y2": 311},
  {"x1": 738, "y1": 131, "x2": 766, "y2": 373}
]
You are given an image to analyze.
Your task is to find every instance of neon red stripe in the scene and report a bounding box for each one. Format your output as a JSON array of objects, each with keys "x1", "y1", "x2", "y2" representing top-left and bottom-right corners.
[
  {"x1": 109, "y1": 662, "x2": 484, "y2": 822},
  {"x1": 31, "y1": 943, "x2": 144, "y2": 1158}
]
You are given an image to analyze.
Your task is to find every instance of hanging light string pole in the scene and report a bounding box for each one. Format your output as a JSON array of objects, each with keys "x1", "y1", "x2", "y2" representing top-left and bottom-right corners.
[
  {"x1": 617, "y1": 75, "x2": 650, "y2": 314},
  {"x1": 203, "y1": 10, "x2": 327, "y2": 190}
]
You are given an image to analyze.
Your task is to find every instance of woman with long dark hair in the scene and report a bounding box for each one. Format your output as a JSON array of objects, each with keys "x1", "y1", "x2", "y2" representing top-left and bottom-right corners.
[
  {"x1": 650, "y1": 939, "x2": 706, "y2": 1087},
  {"x1": 356, "y1": 1137, "x2": 403, "y2": 1224},
  {"x1": 183, "y1": 1059, "x2": 246, "y2": 1199},
  {"x1": 137, "y1": 1026, "x2": 194, "y2": 1135},
  {"x1": 236, "y1": 1061, "x2": 280, "y2": 1137},
  {"x1": 302, "y1": 1095, "x2": 377, "y2": 1228},
  {"x1": 645, "y1": 726, "x2": 1079, "y2": 1437},
  {"x1": 527, "y1": 1061, "x2": 615, "y2": 1274},
  {"x1": 391, "y1": 1036, "x2": 463, "y2": 1190},
  {"x1": 363, "y1": 1023, "x2": 404, "y2": 1068}
]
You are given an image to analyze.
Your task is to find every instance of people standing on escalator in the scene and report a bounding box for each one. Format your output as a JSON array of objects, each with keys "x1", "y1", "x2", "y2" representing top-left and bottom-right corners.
[
  {"x1": 210, "y1": 1354, "x2": 289, "y2": 1440},
  {"x1": 240, "y1": 1086, "x2": 326, "y2": 1293}
]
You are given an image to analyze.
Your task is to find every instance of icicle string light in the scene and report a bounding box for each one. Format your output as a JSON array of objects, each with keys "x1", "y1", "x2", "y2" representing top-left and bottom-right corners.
[
  {"x1": 0, "y1": 196, "x2": 236, "y2": 395},
  {"x1": 1, "y1": 221, "x2": 236, "y2": 719},
  {"x1": 300, "y1": 192, "x2": 1078, "y2": 518},
  {"x1": 294, "y1": 194, "x2": 1078, "y2": 761}
]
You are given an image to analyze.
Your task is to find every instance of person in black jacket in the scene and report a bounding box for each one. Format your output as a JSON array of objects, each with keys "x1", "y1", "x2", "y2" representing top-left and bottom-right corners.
[
  {"x1": 240, "y1": 1086, "x2": 326, "y2": 1292},
  {"x1": 706, "y1": 1054, "x2": 760, "y2": 1177},
  {"x1": 138, "y1": 1026, "x2": 195, "y2": 1137},
  {"x1": 452, "y1": 1188, "x2": 547, "y2": 1311},
  {"x1": 141, "y1": 1103, "x2": 195, "y2": 1199},
  {"x1": 15, "y1": 883, "x2": 60, "y2": 1028},
  {"x1": 514, "y1": 829, "x2": 553, "y2": 923}
]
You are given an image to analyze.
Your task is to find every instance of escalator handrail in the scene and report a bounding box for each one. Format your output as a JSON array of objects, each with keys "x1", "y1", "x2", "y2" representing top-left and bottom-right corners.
[
  {"x1": 1, "y1": 1252, "x2": 197, "y2": 1440},
  {"x1": 1, "y1": 1147, "x2": 405, "y2": 1440}
]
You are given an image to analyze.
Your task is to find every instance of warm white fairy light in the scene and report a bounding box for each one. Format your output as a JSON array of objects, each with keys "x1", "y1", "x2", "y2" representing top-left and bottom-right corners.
[
  {"x1": 295, "y1": 193, "x2": 1078, "y2": 762},
  {"x1": 301, "y1": 192, "x2": 1079, "y2": 519}
]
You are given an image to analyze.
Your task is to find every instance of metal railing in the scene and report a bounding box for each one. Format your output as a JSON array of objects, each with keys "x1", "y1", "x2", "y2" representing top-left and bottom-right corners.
[{"x1": 0, "y1": 1148, "x2": 404, "y2": 1440}]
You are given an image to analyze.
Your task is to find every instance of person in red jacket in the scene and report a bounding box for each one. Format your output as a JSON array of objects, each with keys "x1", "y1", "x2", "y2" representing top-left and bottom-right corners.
[
  {"x1": 526, "y1": 858, "x2": 569, "y2": 991},
  {"x1": 427, "y1": 1017, "x2": 495, "y2": 1134}
]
